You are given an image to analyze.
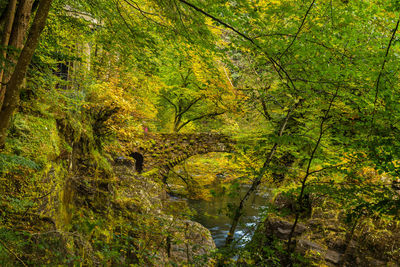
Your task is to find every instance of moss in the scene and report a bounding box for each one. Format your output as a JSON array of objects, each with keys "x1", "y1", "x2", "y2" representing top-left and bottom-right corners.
[
  {"x1": 6, "y1": 113, "x2": 60, "y2": 166},
  {"x1": 141, "y1": 168, "x2": 159, "y2": 177},
  {"x1": 91, "y1": 149, "x2": 113, "y2": 175}
]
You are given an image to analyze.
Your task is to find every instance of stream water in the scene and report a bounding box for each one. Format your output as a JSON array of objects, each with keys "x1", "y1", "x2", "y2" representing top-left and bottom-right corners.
[{"x1": 187, "y1": 185, "x2": 272, "y2": 248}]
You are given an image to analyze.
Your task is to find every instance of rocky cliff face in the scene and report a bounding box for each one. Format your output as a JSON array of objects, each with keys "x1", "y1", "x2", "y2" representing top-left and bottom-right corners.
[
  {"x1": 110, "y1": 163, "x2": 216, "y2": 266},
  {"x1": 58, "y1": 160, "x2": 216, "y2": 266},
  {"x1": 1, "y1": 157, "x2": 216, "y2": 266}
]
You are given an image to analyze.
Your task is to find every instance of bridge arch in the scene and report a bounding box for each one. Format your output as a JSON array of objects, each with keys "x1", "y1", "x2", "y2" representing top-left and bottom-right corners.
[
  {"x1": 129, "y1": 152, "x2": 144, "y2": 173},
  {"x1": 160, "y1": 150, "x2": 236, "y2": 184},
  {"x1": 128, "y1": 133, "x2": 236, "y2": 178}
]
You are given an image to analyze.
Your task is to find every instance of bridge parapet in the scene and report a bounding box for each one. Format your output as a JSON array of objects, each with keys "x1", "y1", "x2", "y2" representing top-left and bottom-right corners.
[{"x1": 127, "y1": 133, "x2": 235, "y2": 173}]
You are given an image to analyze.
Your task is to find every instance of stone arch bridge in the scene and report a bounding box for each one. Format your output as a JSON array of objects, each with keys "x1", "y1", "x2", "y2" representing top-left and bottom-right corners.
[{"x1": 117, "y1": 133, "x2": 235, "y2": 178}]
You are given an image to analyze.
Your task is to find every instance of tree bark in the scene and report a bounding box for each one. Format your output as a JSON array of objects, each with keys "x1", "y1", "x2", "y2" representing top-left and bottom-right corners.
[
  {"x1": 224, "y1": 100, "x2": 301, "y2": 247},
  {"x1": 8, "y1": 0, "x2": 35, "y2": 52},
  {"x1": 0, "y1": 0, "x2": 34, "y2": 107},
  {"x1": 286, "y1": 87, "x2": 339, "y2": 255},
  {"x1": 0, "y1": 2, "x2": 10, "y2": 27},
  {"x1": 0, "y1": 0, "x2": 53, "y2": 148},
  {"x1": 0, "y1": 0, "x2": 18, "y2": 102}
]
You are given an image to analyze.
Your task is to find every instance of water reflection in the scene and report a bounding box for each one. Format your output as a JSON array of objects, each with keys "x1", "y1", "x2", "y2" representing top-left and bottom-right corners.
[{"x1": 188, "y1": 186, "x2": 271, "y2": 248}]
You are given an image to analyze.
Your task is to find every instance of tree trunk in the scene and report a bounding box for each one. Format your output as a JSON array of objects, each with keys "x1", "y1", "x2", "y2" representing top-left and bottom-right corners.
[
  {"x1": 0, "y1": 2, "x2": 10, "y2": 27},
  {"x1": 224, "y1": 101, "x2": 300, "y2": 248},
  {"x1": 0, "y1": 0, "x2": 18, "y2": 105},
  {"x1": 9, "y1": 0, "x2": 35, "y2": 52},
  {"x1": 0, "y1": 0, "x2": 53, "y2": 148},
  {"x1": 0, "y1": 0, "x2": 34, "y2": 107}
]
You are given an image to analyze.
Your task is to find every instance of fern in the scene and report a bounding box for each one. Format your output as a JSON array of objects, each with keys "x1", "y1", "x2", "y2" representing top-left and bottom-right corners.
[{"x1": 0, "y1": 153, "x2": 40, "y2": 174}]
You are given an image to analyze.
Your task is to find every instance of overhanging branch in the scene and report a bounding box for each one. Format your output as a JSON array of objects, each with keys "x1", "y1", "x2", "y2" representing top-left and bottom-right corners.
[
  {"x1": 177, "y1": 0, "x2": 298, "y2": 92},
  {"x1": 176, "y1": 110, "x2": 224, "y2": 132},
  {"x1": 279, "y1": 0, "x2": 316, "y2": 60}
]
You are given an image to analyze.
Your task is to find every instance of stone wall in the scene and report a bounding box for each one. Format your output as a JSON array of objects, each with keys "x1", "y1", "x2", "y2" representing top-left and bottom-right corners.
[{"x1": 128, "y1": 133, "x2": 235, "y2": 173}]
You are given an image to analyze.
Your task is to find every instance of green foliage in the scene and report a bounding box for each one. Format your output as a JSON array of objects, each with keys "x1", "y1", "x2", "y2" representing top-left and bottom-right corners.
[
  {"x1": 0, "y1": 227, "x2": 66, "y2": 266},
  {"x1": 0, "y1": 154, "x2": 39, "y2": 175},
  {"x1": 2, "y1": 0, "x2": 400, "y2": 265},
  {"x1": 6, "y1": 114, "x2": 60, "y2": 167}
]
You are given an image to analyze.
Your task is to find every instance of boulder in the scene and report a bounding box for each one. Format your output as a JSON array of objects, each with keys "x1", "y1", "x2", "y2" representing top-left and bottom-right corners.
[
  {"x1": 296, "y1": 238, "x2": 325, "y2": 254},
  {"x1": 325, "y1": 249, "x2": 341, "y2": 264},
  {"x1": 264, "y1": 217, "x2": 307, "y2": 239},
  {"x1": 296, "y1": 239, "x2": 343, "y2": 265},
  {"x1": 169, "y1": 220, "x2": 216, "y2": 265}
]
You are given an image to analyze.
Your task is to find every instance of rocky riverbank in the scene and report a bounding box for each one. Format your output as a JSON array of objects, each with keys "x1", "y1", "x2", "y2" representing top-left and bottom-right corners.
[{"x1": 245, "y1": 193, "x2": 400, "y2": 266}]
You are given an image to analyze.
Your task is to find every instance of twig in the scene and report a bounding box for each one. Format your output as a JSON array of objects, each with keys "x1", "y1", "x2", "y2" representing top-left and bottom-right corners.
[
  {"x1": 176, "y1": 111, "x2": 225, "y2": 132},
  {"x1": 224, "y1": 99, "x2": 302, "y2": 247},
  {"x1": 286, "y1": 87, "x2": 339, "y2": 253},
  {"x1": 308, "y1": 162, "x2": 351, "y2": 175},
  {"x1": 279, "y1": 0, "x2": 316, "y2": 60},
  {"x1": 21, "y1": 190, "x2": 53, "y2": 218},
  {"x1": 177, "y1": 0, "x2": 298, "y2": 93},
  {"x1": 371, "y1": 16, "x2": 400, "y2": 125},
  {"x1": 122, "y1": 0, "x2": 159, "y2": 17},
  {"x1": 0, "y1": 239, "x2": 28, "y2": 267}
]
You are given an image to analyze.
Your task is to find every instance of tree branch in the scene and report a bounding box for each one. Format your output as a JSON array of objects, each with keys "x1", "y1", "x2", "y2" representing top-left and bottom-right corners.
[
  {"x1": 177, "y1": 95, "x2": 203, "y2": 117},
  {"x1": 286, "y1": 86, "x2": 339, "y2": 253},
  {"x1": 308, "y1": 162, "x2": 352, "y2": 175},
  {"x1": 179, "y1": 67, "x2": 192, "y2": 87},
  {"x1": 115, "y1": 1, "x2": 142, "y2": 39},
  {"x1": 176, "y1": 110, "x2": 224, "y2": 132},
  {"x1": 177, "y1": 0, "x2": 298, "y2": 92},
  {"x1": 260, "y1": 86, "x2": 272, "y2": 121},
  {"x1": 119, "y1": 0, "x2": 179, "y2": 34},
  {"x1": 371, "y1": 15, "x2": 400, "y2": 119},
  {"x1": 161, "y1": 94, "x2": 178, "y2": 115},
  {"x1": 0, "y1": 239, "x2": 28, "y2": 267},
  {"x1": 0, "y1": 0, "x2": 53, "y2": 148},
  {"x1": 122, "y1": 0, "x2": 159, "y2": 17},
  {"x1": 224, "y1": 99, "x2": 302, "y2": 248},
  {"x1": 279, "y1": 0, "x2": 316, "y2": 60}
]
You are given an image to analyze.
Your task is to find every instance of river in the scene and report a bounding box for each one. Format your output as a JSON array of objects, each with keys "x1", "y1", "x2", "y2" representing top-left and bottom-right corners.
[{"x1": 187, "y1": 185, "x2": 272, "y2": 248}]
